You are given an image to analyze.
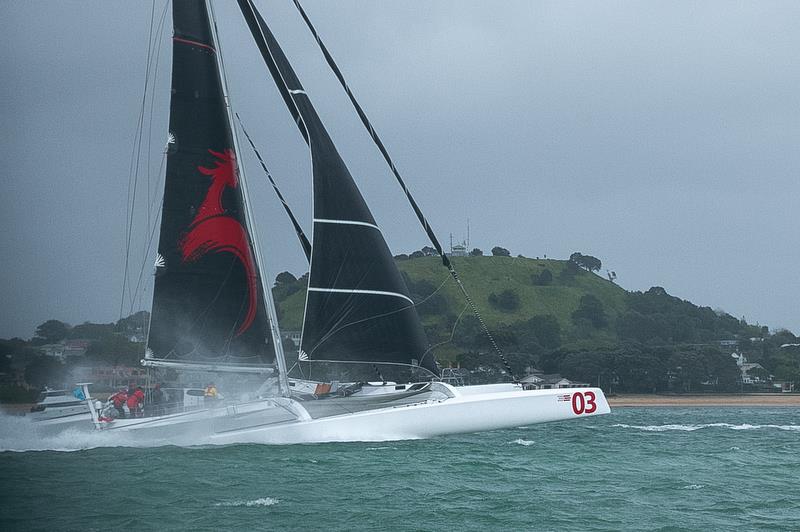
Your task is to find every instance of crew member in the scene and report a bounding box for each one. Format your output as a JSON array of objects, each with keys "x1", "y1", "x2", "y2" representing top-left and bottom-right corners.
[
  {"x1": 204, "y1": 382, "x2": 218, "y2": 405},
  {"x1": 127, "y1": 386, "x2": 145, "y2": 417},
  {"x1": 110, "y1": 388, "x2": 127, "y2": 418}
]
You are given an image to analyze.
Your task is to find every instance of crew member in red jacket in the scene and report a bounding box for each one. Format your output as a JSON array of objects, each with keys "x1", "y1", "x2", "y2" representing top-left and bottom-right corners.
[
  {"x1": 110, "y1": 388, "x2": 128, "y2": 418},
  {"x1": 127, "y1": 386, "x2": 145, "y2": 417}
]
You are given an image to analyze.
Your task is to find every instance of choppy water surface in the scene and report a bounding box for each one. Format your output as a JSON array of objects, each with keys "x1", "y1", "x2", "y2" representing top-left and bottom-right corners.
[{"x1": 1, "y1": 407, "x2": 799, "y2": 531}]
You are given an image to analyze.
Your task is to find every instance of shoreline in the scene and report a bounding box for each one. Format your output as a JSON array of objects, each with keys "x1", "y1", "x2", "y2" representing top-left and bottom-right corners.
[{"x1": 607, "y1": 393, "x2": 800, "y2": 407}]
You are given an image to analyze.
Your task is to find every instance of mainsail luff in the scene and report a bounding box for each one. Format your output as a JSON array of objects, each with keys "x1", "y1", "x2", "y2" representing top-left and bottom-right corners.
[
  {"x1": 147, "y1": 0, "x2": 273, "y2": 364},
  {"x1": 236, "y1": 0, "x2": 438, "y2": 379}
]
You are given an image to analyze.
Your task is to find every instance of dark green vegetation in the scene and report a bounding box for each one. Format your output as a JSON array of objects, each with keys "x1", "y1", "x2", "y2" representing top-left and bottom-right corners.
[
  {"x1": 0, "y1": 312, "x2": 148, "y2": 398},
  {"x1": 274, "y1": 254, "x2": 800, "y2": 391},
  {"x1": 2, "y1": 254, "x2": 798, "y2": 397}
]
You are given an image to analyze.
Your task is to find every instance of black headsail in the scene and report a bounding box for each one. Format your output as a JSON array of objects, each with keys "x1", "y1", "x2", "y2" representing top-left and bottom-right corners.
[
  {"x1": 237, "y1": 0, "x2": 438, "y2": 380},
  {"x1": 147, "y1": 1, "x2": 272, "y2": 365}
]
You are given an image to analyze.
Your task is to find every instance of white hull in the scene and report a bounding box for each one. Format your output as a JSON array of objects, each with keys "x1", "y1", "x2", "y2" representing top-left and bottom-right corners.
[{"x1": 96, "y1": 384, "x2": 610, "y2": 445}]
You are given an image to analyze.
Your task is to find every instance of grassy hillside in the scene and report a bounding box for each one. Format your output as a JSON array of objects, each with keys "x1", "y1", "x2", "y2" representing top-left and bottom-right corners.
[
  {"x1": 401, "y1": 256, "x2": 626, "y2": 337},
  {"x1": 273, "y1": 253, "x2": 779, "y2": 367},
  {"x1": 275, "y1": 256, "x2": 630, "y2": 359}
]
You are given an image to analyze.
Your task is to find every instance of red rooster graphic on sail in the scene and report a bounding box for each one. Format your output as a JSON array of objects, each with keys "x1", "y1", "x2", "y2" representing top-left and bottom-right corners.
[{"x1": 179, "y1": 149, "x2": 257, "y2": 336}]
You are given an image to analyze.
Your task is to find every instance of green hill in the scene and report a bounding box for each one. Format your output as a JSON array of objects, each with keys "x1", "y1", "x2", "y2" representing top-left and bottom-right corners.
[
  {"x1": 399, "y1": 255, "x2": 627, "y2": 339},
  {"x1": 275, "y1": 256, "x2": 760, "y2": 357},
  {"x1": 272, "y1": 255, "x2": 800, "y2": 390},
  {"x1": 277, "y1": 256, "x2": 622, "y2": 329}
]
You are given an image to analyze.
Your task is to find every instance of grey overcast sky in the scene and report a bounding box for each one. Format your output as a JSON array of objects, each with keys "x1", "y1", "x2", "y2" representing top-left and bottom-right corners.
[{"x1": 1, "y1": 1, "x2": 798, "y2": 339}]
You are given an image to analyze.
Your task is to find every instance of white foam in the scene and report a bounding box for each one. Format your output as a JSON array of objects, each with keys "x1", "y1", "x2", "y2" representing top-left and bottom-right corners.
[
  {"x1": 214, "y1": 497, "x2": 279, "y2": 508},
  {"x1": 0, "y1": 412, "x2": 172, "y2": 452},
  {"x1": 680, "y1": 484, "x2": 705, "y2": 490},
  {"x1": 613, "y1": 423, "x2": 800, "y2": 432},
  {"x1": 510, "y1": 438, "x2": 535, "y2": 446}
]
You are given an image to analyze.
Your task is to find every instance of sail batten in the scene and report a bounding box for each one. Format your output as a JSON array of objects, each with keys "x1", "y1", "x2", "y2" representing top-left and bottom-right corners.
[
  {"x1": 307, "y1": 287, "x2": 414, "y2": 305},
  {"x1": 314, "y1": 218, "x2": 380, "y2": 231}
]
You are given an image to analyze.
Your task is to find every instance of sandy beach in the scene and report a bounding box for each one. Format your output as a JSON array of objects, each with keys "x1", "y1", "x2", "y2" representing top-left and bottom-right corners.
[{"x1": 608, "y1": 393, "x2": 800, "y2": 407}]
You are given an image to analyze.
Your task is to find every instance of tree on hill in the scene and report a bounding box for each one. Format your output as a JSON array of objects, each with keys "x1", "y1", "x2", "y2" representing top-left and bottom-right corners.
[
  {"x1": 619, "y1": 286, "x2": 762, "y2": 345},
  {"x1": 469, "y1": 248, "x2": 483, "y2": 256},
  {"x1": 532, "y1": 269, "x2": 553, "y2": 286},
  {"x1": 700, "y1": 346, "x2": 739, "y2": 391},
  {"x1": 527, "y1": 314, "x2": 561, "y2": 349},
  {"x1": 491, "y1": 246, "x2": 510, "y2": 257},
  {"x1": 558, "y1": 258, "x2": 582, "y2": 282},
  {"x1": 405, "y1": 277, "x2": 448, "y2": 316},
  {"x1": 569, "y1": 252, "x2": 602, "y2": 272},
  {"x1": 24, "y1": 355, "x2": 66, "y2": 389},
  {"x1": 115, "y1": 311, "x2": 149, "y2": 335},
  {"x1": 275, "y1": 271, "x2": 297, "y2": 286},
  {"x1": 571, "y1": 294, "x2": 607, "y2": 328},
  {"x1": 488, "y1": 289, "x2": 520, "y2": 312},
  {"x1": 85, "y1": 335, "x2": 143, "y2": 367},
  {"x1": 69, "y1": 322, "x2": 115, "y2": 340},
  {"x1": 421, "y1": 246, "x2": 437, "y2": 257},
  {"x1": 272, "y1": 271, "x2": 303, "y2": 302},
  {"x1": 34, "y1": 320, "x2": 71, "y2": 343}
]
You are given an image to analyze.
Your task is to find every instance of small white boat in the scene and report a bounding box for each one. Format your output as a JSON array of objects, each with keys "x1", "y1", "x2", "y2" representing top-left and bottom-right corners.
[{"x1": 28, "y1": 386, "x2": 93, "y2": 431}]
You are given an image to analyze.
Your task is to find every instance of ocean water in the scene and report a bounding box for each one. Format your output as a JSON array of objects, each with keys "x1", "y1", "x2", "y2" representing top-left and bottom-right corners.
[{"x1": 1, "y1": 407, "x2": 799, "y2": 531}]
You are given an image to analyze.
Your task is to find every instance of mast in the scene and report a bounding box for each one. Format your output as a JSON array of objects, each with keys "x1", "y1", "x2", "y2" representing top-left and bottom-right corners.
[{"x1": 207, "y1": 0, "x2": 289, "y2": 397}]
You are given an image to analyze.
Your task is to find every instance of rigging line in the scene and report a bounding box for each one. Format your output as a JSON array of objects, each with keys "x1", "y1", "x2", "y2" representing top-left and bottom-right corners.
[
  {"x1": 145, "y1": 1, "x2": 170, "y2": 235},
  {"x1": 235, "y1": 113, "x2": 312, "y2": 260},
  {"x1": 305, "y1": 268, "x2": 450, "y2": 366},
  {"x1": 419, "y1": 303, "x2": 469, "y2": 372},
  {"x1": 305, "y1": 276, "x2": 447, "y2": 359},
  {"x1": 121, "y1": 0, "x2": 158, "y2": 319},
  {"x1": 127, "y1": 147, "x2": 167, "y2": 316},
  {"x1": 237, "y1": 0, "x2": 310, "y2": 143},
  {"x1": 291, "y1": 0, "x2": 517, "y2": 381}
]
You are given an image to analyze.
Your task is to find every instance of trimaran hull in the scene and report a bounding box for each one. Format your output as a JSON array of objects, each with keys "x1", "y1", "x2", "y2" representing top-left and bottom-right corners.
[{"x1": 85, "y1": 384, "x2": 610, "y2": 445}]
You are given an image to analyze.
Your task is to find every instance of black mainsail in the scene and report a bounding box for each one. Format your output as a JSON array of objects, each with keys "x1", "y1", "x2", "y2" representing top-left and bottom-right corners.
[
  {"x1": 147, "y1": 1, "x2": 272, "y2": 365},
  {"x1": 237, "y1": 0, "x2": 438, "y2": 380}
]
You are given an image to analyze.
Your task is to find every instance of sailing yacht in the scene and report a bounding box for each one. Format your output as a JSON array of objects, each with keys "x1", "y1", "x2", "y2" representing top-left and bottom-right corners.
[{"x1": 80, "y1": 0, "x2": 609, "y2": 444}]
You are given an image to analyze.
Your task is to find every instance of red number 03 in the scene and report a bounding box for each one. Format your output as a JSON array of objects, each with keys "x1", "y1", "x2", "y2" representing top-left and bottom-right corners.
[{"x1": 571, "y1": 391, "x2": 597, "y2": 415}]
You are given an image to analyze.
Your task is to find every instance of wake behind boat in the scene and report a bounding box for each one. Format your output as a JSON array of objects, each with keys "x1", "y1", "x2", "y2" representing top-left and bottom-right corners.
[{"x1": 60, "y1": 0, "x2": 609, "y2": 444}]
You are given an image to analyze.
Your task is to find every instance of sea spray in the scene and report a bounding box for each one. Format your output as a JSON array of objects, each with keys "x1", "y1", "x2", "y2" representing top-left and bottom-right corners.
[
  {"x1": 214, "y1": 497, "x2": 280, "y2": 508},
  {"x1": 0, "y1": 412, "x2": 140, "y2": 452}
]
